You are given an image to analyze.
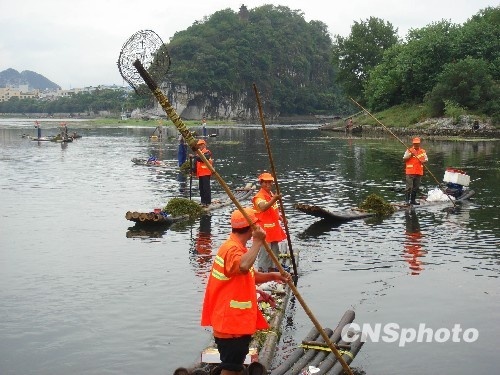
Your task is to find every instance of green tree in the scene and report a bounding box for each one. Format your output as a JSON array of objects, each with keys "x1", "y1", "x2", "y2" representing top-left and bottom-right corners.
[
  {"x1": 364, "y1": 8, "x2": 499, "y2": 114},
  {"x1": 333, "y1": 17, "x2": 399, "y2": 102},
  {"x1": 166, "y1": 5, "x2": 339, "y2": 117},
  {"x1": 455, "y1": 6, "x2": 500, "y2": 80},
  {"x1": 425, "y1": 57, "x2": 498, "y2": 116}
]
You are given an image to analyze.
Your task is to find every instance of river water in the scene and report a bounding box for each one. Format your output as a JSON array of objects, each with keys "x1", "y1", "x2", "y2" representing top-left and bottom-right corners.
[{"x1": 0, "y1": 120, "x2": 498, "y2": 375}]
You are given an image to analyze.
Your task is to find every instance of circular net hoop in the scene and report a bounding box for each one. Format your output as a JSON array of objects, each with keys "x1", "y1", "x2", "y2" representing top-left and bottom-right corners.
[{"x1": 117, "y1": 30, "x2": 171, "y2": 93}]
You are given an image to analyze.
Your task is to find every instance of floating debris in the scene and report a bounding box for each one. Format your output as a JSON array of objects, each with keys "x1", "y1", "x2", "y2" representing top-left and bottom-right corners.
[
  {"x1": 164, "y1": 197, "x2": 204, "y2": 218},
  {"x1": 358, "y1": 194, "x2": 396, "y2": 217}
]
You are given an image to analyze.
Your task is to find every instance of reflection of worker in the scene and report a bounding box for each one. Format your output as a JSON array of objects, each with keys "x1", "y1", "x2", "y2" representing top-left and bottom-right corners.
[
  {"x1": 403, "y1": 137, "x2": 428, "y2": 205},
  {"x1": 196, "y1": 215, "x2": 213, "y2": 257},
  {"x1": 201, "y1": 208, "x2": 290, "y2": 375},
  {"x1": 403, "y1": 210, "x2": 426, "y2": 275},
  {"x1": 252, "y1": 172, "x2": 286, "y2": 272},
  {"x1": 191, "y1": 139, "x2": 213, "y2": 206}
]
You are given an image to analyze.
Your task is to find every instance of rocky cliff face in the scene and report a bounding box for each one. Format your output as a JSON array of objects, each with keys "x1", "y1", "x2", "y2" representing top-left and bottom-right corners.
[{"x1": 153, "y1": 82, "x2": 257, "y2": 121}]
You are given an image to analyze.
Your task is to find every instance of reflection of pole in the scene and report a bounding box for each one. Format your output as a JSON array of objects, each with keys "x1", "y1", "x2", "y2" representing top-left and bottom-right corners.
[
  {"x1": 189, "y1": 156, "x2": 193, "y2": 200},
  {"x1": 132, "y1": 60, "x2": 353, "y2": 375},
  {"x1": 253, "y1": 84, "x2": 298, "y2": 283}
]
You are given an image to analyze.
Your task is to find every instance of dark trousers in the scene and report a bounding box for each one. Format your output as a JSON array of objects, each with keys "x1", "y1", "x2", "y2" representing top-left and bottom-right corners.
[
  {"x1": 405, "y1": 174, "x2": 422, "y2": 194},
  {"x1": 199, "y1": 175, "x2": 211, "y2": 205}
]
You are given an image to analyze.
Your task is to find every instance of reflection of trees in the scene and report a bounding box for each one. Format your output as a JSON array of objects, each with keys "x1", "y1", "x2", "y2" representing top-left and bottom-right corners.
[{"x1": 403, "y1": 210, "x2": 426, "y2": 275}]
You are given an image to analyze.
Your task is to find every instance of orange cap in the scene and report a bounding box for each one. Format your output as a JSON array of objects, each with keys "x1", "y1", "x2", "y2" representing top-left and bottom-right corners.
[
  {"x1": 197, "y1": 139, "x2": 206, "y2": 145},
  {"x1": 230, "y1": 208, "x2": 259, "y2": 228},
  {"x1": 412, "y1": 137, "x2": 421, "y2": 144},
  {"x1": 258, "y1": 172, "x2": 274, "y2": 182}
]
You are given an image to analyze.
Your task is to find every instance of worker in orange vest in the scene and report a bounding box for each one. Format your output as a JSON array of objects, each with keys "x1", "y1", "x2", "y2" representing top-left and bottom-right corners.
[
  {"x1": 403, "y1": 137, "x2": 428, "y2": 205},
  {"x1": 201, "y1": 208, "x2": 290, "y2": 375},
  {"x1": 192, "y1": 139, "x2": 213, "y2": 206},
  {"x1": 252, "y1": 172, "x2": 287, "y2": 272}
]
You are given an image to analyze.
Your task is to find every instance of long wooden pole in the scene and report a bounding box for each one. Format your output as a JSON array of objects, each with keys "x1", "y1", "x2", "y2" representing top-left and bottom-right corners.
[
  {"x1": 133, "y1": 60, "x2": 353, "y2": 375},
  {"x1": 252, "y1": 84, "x2": 299, "y2": 283},
  {"x1": 350, "y1": 98, "x2": 456, "y2": 208}
]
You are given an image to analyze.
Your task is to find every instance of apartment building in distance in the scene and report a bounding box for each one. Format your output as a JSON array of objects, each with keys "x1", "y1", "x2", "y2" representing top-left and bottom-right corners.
[
  {"x1": 0, "y1": 85, "x2": 39, "y2": 102},
  {"x1": 0, "y1": 84, "x2": 128, "y2": 102}
]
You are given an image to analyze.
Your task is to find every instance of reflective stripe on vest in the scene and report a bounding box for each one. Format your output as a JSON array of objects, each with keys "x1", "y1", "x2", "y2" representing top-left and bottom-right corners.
[
  {"x1": 212, "y1": 255, "x2": 230, "y2": 281},
  {"x1": 229, "y1": 300, "x2": 252, "y2": 309}
]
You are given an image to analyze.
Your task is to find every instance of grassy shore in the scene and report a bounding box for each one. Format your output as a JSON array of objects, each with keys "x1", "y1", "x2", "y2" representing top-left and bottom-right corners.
[{"x1": 353, "y1": 103, "x2": 495, "y2": 128}]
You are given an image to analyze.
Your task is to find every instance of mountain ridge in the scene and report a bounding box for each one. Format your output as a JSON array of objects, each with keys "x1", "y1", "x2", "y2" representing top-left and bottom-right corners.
[{"x1": 0, "y1": 68, "x2": 60, "y2": 90}]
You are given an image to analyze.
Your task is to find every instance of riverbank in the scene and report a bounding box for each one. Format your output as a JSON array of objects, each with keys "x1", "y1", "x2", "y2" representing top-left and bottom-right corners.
[{"x1": 2, "y1": 112, "x2": 499, "y2": 138}]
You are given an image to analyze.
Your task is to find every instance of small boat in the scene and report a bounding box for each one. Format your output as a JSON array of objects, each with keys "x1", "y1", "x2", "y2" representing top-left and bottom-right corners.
[
  {"x1": 296, "y1": 168, "x2": 474, "y2": 223},
  {"x1": 125, "y1": 184, "x2": 256, "y2": 227},
  {"x1": 30, "y1": 136, "x2": 56, "y2": 142},
  {"x1": 51, "y1": 136, "x2": 73, "y2": 143},
  {"x1": 318, "y1": 124, "x2": 363, "y2": 134},
  {"x1": 131, "y1": 157, "x2": 176, "y2": 168}
]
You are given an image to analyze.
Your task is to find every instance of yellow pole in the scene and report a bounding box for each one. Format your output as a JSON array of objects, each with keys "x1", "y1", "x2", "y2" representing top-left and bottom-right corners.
[
  {"x1": 252, "y1": 83, "x2": 299, "y2": 282},
  {"x1": 133, "y1": 60, "x2": 354, "y2": 375}
]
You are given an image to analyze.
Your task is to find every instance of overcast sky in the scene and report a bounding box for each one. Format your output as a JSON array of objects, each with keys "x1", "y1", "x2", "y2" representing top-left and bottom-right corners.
[{"x1": 0, "y1": 0, "x2": 496, "y2": 90}]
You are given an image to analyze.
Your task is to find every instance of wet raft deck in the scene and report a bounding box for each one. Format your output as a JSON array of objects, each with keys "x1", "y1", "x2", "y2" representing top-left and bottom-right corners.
[{"x1": 271, "y1": 310, "x2": 364, "y2": 375}]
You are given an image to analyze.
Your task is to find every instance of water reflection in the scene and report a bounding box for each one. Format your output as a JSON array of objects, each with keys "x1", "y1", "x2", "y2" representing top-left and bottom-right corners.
[
  {"x1": 403, "y1": 210, "x2": 426, "y2": 275},
  {"x1": 189, "y1": 215, "x2": 214, "y2": 278},
  {"x1": 298, "y1": 218, "x2": 343, "y2": 239},
  {"x1": 1, "y1": 124, "x2": 499, "y2": 375},
  {"x1": 126, "y1": 223, "x2": 170, "y2": 239},
  {"x1": 177, "y1": 172, "x2": 187, "y2": 196}
]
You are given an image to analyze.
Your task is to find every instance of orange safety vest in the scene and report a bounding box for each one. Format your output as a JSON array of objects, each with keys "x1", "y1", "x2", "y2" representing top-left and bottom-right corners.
[
  {"x1": 201, "y1": 233, "x2": 269, "y2": 335},
  {"x1": 252, "y1": 188, "x2": 286, "y2": 243},
  {"x1": 196, "y1": 149, "x2": 213, "y2": 177},
  {"x1": 405, "y1": 147, "x2": 427, "y2": 176}
]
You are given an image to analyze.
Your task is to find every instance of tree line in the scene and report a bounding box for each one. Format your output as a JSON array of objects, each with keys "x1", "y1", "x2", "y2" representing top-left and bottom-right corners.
[
  {"x1": 2, "y1": 5, "x2": 498, "y2": 123},
  {"x1": 0, "y1": 88, "x2": 150, "y2": 115}
]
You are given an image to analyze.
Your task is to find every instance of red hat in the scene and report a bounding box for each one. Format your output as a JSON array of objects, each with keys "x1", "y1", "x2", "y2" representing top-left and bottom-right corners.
[
  {"x1": 412, "y1": 137, "x2": 421, "y2": 144},
  {"x1": 258, "y1": 172, "x2": 274, "y2": 182},
  {"x1": 230, "y1": 208, "x2": 259, "y2": 228},
  {"x1": 197, "y1": 139, "x2": 206, "y2": 145}
]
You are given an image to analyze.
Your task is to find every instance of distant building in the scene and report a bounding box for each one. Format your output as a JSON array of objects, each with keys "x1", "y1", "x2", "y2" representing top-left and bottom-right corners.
[
  {"x1": 0, "y1": 86, "x2": 39, "y2": 102},
  {"x1": 0, "y1": 83, "x2": 131, "y2": 102}
]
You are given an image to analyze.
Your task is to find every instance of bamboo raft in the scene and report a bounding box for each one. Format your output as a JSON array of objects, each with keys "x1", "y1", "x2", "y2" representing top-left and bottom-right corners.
[
  {"x1": 270, "y1": 310, "x2": 364, "y2": 375},
  {"x1": 174, "y1": 244, "x2": 365, "y2": 375},
  {"x1": 295, "y1": 188, "x2": 475, "y2": 224},
  {"x1": 125, "y1": 184, "x2": 256, "y2": 227}
]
